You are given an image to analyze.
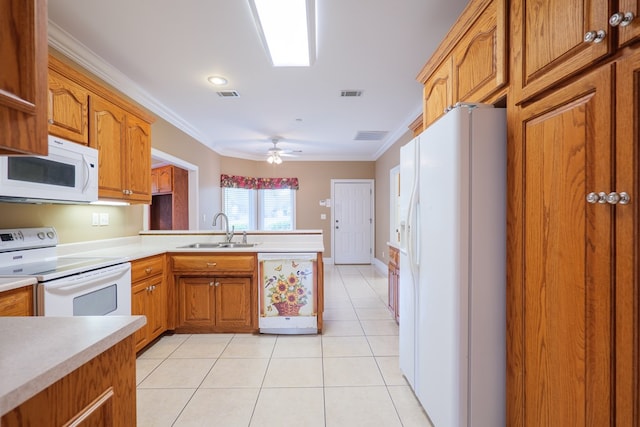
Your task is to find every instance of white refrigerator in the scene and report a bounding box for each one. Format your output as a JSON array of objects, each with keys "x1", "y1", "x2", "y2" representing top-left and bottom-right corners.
[{"x1": 399, "y1": 104, "x2": 506, "y2": 427}]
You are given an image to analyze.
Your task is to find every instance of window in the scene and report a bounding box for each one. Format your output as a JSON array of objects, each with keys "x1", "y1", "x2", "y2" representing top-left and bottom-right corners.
[{"x1": 223, "y1": 187, "x2": 296, "y2": 230}]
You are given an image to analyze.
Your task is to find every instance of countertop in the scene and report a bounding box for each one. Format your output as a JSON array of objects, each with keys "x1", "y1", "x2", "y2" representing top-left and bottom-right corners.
[
  {"x1": 0, "y1": 315, "x2": 145, "y2": 416},
  {"x1": 56, "y1": 230, "x2": 325, "y2": 261},
  {"x1": 0, "y1": 277, "x2": 37, "y2": 293}
]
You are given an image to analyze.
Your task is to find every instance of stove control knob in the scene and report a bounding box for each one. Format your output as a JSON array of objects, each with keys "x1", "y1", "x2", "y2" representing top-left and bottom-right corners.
[
  {"x1": 37, "y1": 232, "x2": 45, "y2": 240},
  {"x1": 46, "y1": 231, "x2": 55, "y2": 239}
]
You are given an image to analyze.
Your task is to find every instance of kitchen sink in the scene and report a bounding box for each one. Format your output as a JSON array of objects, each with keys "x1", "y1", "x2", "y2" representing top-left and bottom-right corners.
[{"x1": 178, "y1": 242, "x2": 257, "y2": 249}]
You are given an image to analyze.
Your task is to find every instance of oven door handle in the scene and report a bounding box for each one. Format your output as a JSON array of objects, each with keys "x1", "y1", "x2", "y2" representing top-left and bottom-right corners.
[{"x1": 44, "y1": 266, "x2": 129, "y2": 293}]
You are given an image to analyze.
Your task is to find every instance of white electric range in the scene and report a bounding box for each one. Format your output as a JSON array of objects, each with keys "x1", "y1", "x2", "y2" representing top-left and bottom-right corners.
[{"x1": 0, "y1": 227, "x2": 131, "y2": 316}]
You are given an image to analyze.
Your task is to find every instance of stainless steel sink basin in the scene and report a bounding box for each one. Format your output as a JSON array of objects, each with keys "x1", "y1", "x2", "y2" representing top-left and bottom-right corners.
[{"x1": 178, "y1": 242, "x2": 257, "y2": 249}]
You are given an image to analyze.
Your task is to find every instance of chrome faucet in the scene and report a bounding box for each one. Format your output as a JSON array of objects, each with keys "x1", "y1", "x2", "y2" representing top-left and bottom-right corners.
[{"x1": 212, "y1": 212, "x2": 234, "y2": 242}]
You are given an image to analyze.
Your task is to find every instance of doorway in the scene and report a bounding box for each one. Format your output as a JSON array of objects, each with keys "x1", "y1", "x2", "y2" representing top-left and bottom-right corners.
[
  {"x1": 143, "y1": 148, "x2": 199, "y2": 230},
  {"x1": 331, "y1": 179, "x2": 374, "y2": 264}
]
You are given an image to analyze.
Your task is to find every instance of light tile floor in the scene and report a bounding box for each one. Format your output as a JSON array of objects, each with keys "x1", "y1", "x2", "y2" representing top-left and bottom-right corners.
[{"x1": 136, "y1": 264, "x2": 432, "y2": 426}]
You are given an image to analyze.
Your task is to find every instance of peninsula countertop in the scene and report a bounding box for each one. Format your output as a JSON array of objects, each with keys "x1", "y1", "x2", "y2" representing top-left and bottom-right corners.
[{"x1": 0, "y1": 315, "x2": 145, "y2": 416}]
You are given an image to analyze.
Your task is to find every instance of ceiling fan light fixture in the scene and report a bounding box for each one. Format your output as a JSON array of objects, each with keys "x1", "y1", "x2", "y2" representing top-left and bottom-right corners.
[
  {"x1": 267, "y1": 152, "x2": 283, "y2": 164},
  {"x1": 249, "y1": 0, "x2": 315, "y2": 67}
]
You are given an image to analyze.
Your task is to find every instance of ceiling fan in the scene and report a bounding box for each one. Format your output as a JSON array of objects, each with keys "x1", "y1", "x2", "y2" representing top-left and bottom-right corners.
[{"x1": 266, "y1": 138, "x2": 299, "y2": 164}]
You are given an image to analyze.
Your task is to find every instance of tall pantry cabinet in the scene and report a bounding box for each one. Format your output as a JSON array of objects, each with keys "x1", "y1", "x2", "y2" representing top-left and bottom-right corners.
[{"x1": 507, "y1": 0, "x2": 640, "y2": 425}]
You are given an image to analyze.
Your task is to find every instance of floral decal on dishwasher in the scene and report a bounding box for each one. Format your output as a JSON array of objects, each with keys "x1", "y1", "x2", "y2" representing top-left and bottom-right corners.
[{"x1": 261, "y1": 259, "x2": 316, "y2": 317}]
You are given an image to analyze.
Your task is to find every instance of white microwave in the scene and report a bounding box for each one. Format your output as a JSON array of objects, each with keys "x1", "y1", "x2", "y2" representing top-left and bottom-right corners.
[{"x1": 0, "y1": 136, "x2": 98, "y2": 203}]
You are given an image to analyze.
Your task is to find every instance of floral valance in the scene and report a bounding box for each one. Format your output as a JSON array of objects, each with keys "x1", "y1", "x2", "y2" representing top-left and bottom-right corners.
[{"x1": 221, "y1": 174, "x2": 299, "y2": 190}]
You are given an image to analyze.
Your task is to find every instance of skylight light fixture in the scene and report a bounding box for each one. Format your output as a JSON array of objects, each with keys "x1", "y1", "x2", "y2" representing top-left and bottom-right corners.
[{"x1": 249, "y1": 0, "x2": 315, "y2": 67}]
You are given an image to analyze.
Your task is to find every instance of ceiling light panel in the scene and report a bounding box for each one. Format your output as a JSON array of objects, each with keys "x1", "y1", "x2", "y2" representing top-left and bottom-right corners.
[{"x1": 249, "y1": 0, "x2": 315, "y2": 67}]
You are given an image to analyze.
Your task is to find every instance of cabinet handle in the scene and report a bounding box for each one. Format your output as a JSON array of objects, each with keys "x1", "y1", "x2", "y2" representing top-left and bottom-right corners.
[
  {"x1": 206, "y1": 262, "x2": 217, "y2": 267},
  {"x1": 214, "y1": 282, "x2": 220, "y2": 287},
  {"x1": 209, "y1": 282, "x2": 214, "y2": 287},
  {"x1": 145, "y1": 267, "x2": 152, "y2": 274},
  {"x1": 48, "y1": 119, "x2": 54, "y2": 124},
  {"x1": 606, "y1": 191, "x2": 630, "y2": 205},
  {"x1": 584, "y1": 30, "x2": 606, "y2": 43},
  {"x1": 610, "y1": 12, "x2": 635, "y2": 27}
]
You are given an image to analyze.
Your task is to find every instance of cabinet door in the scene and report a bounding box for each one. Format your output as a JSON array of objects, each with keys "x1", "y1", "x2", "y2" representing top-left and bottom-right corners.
[
  {"x1": 451, "y1": 0, "x2": 506, "y2": 103},
  {"x1": 148, "y1": 275, "x2": 166, "y2": 339},
  {"x1": 155, "y1": 166, "x2": 173, "y2": 193},
  {"x1": 47, "y1": 70, "x2": 89, "y2": 145},
  {"x1": 616, "y1": 0, "x2": 640, "y2": 46},
  {"x1": 90, "y1": 96, "x2": 127, "y2": 200},
  {"x1": 512, "y1": 0, "x2": 612, "y2": 102},
  {"x1": 215, "y1": 277, "x2": 253, "y2": 330},
  {"x1": 178, "y1": 277, "x2": 215, "y2": 328},
  {"x1": 614, "y1": 49, "x2": 640, "y2": 427},
  {"x1": 508, "y1": 64, "x2": 614, "y2": 425},
  {"x1": 125, "y1": 114, "x2": 152, "y2": 202},
  {"x1": 131, "y1": 282, "x2": 149, "y2": 351},
  {"x1": 0, "y1": 0, "x2": 48, "y2": 155},
  {"x1": 423, "y1": 57, "x2": 452, "y2": 129}
]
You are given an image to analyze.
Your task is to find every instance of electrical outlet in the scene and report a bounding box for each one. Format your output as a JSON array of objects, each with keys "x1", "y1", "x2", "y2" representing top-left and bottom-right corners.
[
  {"x1": 92, "y1": 213, "x2": 100, "y2": 226},
  {"x1": 320, "y1": 214, "x2": 326, "y2": 220},
  {"x1": 99, "y1": 213, "x2": 109, "y2": 226}
]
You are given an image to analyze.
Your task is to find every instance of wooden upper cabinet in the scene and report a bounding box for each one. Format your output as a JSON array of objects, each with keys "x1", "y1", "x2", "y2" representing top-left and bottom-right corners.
[
  {"x1": 422, "y1": 57, "x2": 452, "y2": 129},
  {"x1": 512, "y1": 0, "x2": 612, "y2": 103},
  {"x1": 451, "y1": 0, "x2": 506, "y2": 103},
  {"x1": 418, "y1": 0, "x2": 506, "y2": 129},
  {"x1": 0, "y1": 0, "x2": 48, "y2": 155},
  {"x1": 616, "y1": 0, "x2": 640, "y2": 46},
  {"x1": 90, "y1": 96, "x2": 127, "y2": 199},
  {"x1": 125, "y1": 115, "x2": 152, "y2": 203},
  {"x1": 90, "y1": 95, "x2": 151, "y2": 203},
  {"x1": 151, "y1": 165, "x2": 173, "y2": 194},
  {"x1": 47, "y1": 70, "x2": 89, "y2": 145}
]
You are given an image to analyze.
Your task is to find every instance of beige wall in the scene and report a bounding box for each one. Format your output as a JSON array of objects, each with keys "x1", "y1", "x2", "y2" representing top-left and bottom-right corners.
[
  {"x1": 151, "y1": 118, "x2": 222, "y2": 228},
  {"x1": 374, "y1": 130, "x2": 413, "y2": 265},
  {"x1": 220, "y1": 157, "x2": 375, "y2": 259}
]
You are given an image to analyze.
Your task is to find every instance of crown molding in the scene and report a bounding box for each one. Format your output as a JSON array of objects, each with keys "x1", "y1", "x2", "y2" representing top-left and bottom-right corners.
[{"x1": 47, "y1": 20, "x2": 214, "y2": 150}]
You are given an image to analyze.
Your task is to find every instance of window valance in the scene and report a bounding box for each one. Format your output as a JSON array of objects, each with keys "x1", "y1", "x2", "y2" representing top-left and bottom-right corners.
[{"x1": 220, "y1": 174, "x2": 299, "y2": 190}]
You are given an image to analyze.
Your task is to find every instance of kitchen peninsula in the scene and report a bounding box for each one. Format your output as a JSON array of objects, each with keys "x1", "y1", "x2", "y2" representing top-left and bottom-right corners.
[{"x1": 58, "y1": 229, "x2": 325, "y2": 340}]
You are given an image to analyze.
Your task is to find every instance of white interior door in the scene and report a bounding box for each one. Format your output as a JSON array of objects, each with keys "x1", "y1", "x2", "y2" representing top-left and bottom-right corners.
[{"x1": 332, "y1": 180, "x2": 374, "y2": 264}]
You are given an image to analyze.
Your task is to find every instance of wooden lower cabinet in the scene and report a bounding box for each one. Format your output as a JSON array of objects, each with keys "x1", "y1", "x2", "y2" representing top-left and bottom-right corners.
[
  {"x1": 508, "y1": 63, "x2": 615, "y2": 426},
  {"x1": 1, "y1": 336, "x2": 137, "y2": 427},
  {"x1": 387, "y1": 246, "x2": 399, "y2": 323},
  {"x1": 131, "y1": 255, "x2": 167, "y2": 352},
  {"x1": 170, "y1": 254, "x2": 257, "y2": 333},
  {"x1": 0, "y1": 286, "x2": 34, "y2": 316},
  {"x1": 177, "y1": 276, "x2": 253, "y2": 332}
]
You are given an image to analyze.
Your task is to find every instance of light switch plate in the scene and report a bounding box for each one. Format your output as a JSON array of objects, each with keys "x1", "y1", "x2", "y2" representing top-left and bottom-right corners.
[
  {"x1": 92, "y1": 213, "x2": 100, "y2": 226},
  {"x1": 99, "y1": 213, "x2": 109, "y2": 226}
]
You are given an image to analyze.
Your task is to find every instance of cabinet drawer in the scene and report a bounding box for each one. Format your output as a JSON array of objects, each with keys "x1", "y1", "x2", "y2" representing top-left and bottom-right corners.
[
  {"x1": 171, "y1": 255, "x2": 255, "y2": 273},
  {"x1": 131, "y1": 255, "x2": 164, "y2": 282}
]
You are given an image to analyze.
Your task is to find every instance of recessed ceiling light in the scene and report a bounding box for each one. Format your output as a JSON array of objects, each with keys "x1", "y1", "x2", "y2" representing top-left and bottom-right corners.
[{"x1": 208, "y1": 76, "x2": 228, "y2": 86}]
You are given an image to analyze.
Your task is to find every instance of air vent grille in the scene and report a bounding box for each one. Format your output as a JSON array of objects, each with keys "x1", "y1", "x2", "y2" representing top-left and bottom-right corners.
[
  {"x1": 341, "y1": 90, "x2": 363, "y2": 97},
  {"x1": 354, "y1": 130, "x2": 388, "y2": 141},
  {"x1": 217, "y1": 90, "x2": 240, "y2": 97}
]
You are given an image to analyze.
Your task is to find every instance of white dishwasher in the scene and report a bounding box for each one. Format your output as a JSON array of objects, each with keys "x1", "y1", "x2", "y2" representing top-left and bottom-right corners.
[{"x1": 258, "y1": 253, "x2": 318, "y2": 334}]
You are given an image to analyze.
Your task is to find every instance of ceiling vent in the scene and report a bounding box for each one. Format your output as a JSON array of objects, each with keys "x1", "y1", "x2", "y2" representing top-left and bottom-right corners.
[
  {"x1": 341, "y1": 90, "x2": 363, "y2": 97},
  {"x1": 354, "y1": 130, "x2": 388, "y2": 141},
  {"x1": 217, "y1": 90, "x2": 240, "y2": 97}
]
